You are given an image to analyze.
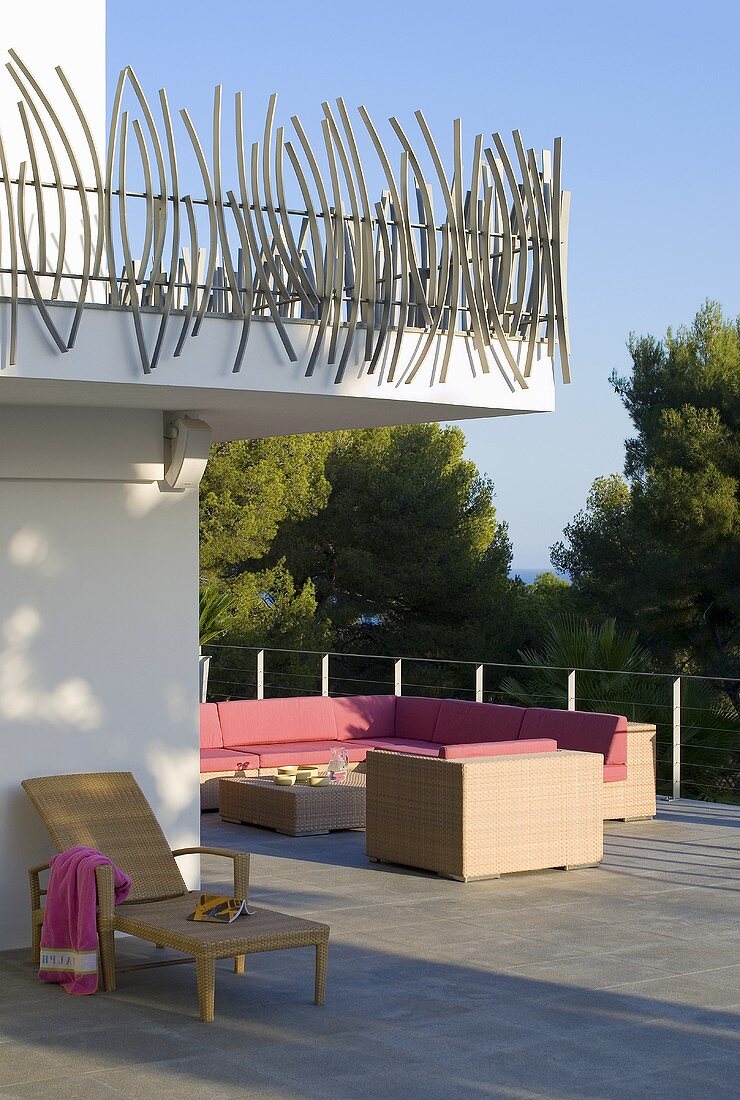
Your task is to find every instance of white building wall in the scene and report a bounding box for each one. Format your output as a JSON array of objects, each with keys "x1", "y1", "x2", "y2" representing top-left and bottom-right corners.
[{"x1": 0, "y1": 406, "x2": 200, "y2": 950}]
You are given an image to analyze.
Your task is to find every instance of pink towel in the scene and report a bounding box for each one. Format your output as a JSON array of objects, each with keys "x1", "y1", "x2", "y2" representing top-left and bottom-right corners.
[{"x1": 39, "y1": 845, "x2": 132, "y2": 995}]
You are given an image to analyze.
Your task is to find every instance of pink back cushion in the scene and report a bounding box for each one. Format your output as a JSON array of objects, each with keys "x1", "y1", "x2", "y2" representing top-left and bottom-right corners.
[
  {"x1": 432, "y1": 699, "x2": 526, "y2": 745},
  {"x1": 395, "y1": 696, "x2": 443, "y2": 741},
  {"x1": 519, "y1": 708, "x2": 627, "y2": 766},
  {"x1": 200, "y1": 703, "x2": 223, "y2": 749},
  {"x1": 440, "y1": 737, "x2": 557, "y2": 760},
  {"x1": 217, "y1": 696, "x2": 337, "y2": 748},
  {"x1": 331, "y1": 695, "x2": 397, "y2": 740}
]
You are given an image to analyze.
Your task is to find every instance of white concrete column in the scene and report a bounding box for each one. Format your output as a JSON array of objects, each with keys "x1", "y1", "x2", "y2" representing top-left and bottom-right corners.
[{"x1": 0, "y1": 405, "x2": 201, "y2": 949}]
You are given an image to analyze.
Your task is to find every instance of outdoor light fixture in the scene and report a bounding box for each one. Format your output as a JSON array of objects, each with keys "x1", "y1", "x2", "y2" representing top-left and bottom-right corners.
[{"x1": 163, "y1": 415, "x2": 212, "y2": 489}]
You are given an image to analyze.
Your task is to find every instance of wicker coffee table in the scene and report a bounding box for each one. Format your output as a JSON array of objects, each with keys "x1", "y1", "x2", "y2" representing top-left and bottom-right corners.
[{"x1": 219, "y1": 773, "x2": 366, "y2": 836}]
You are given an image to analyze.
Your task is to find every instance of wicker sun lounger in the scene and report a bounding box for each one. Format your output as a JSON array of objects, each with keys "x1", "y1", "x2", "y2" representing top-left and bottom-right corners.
[{"x1": 22, "y1": 771, "x2": 329, "y2": 1021}]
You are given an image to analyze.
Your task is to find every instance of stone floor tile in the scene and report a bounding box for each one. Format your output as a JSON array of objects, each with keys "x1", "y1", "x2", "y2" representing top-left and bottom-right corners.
[{"x1": 1, "y1": 798, "x2": 737, "y2": 1098}]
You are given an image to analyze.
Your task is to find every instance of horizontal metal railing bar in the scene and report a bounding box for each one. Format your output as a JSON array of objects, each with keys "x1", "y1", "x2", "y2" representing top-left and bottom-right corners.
[
  {"x1": 207, "y1": 679, "x2": 255, "y2": 689},
  {"x1": 205, "y1": 643, "x2": 740, "y2": 685},
  {"x1": 205, "y1": 645, "x2": 739, "y2": 801},
  {"x1": 395, "y1": 679, "x2": 475, "y2": 690},
  {"x1": 327, "y1": 674, "x2": 394, "y2": 683},
  {"x1": 0, "y1": 175, "x2": 531, "y2": 240},
  {"x1": 258, "y1": 670, "x2": 321, "y2": 682},
  {"x1": 675, "y1": 709, "x2": 740, "y2": 721},
  {"x1": 0, "y1": 284, "x2": 550, "y2": 329},
  {"x1": 679, "y1": 761, "x2": 739, "y2": 772},
  {"x1": 678, "y1": 747, "x2": 740, "y2": 756}
]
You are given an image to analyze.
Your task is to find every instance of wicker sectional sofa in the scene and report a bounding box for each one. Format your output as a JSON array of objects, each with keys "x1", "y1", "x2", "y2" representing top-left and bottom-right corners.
[{"x1": 200, "y1": 695, "x2": 656, "y2": 821}]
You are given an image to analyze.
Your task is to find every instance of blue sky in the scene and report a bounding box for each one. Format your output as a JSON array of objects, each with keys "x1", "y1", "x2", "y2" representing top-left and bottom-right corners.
[{"x1": 108, "y1": 0, "x2": 740, "y2": 569}]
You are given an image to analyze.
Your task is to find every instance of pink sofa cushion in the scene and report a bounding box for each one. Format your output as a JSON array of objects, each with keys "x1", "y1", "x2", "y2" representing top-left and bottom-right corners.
[
  {"x1": 200, "y1": 748, "x2": 258, "y2": 773},
  {"x1": 217, "y1": 697, "x2": 337, "y2": 748},
  {"x1": 603, "y1": 763, "x2": 628, "y2": 783},
  {"x1": 360, "y1": 737, "x2": 441, "y2": 757},
  {"x1": 440, "y1": 738, "x2": 557, "y2": 760},
  {"x1": 332, "y1": 695, "x2": 397, "y2": 741},
  {"x1": 200, "y1": 703, "x2": 223, "y2": 749},
  {"x1": 395, "y1": 696, "x2": 443, "y2": 741},
  {"x1": 247, "y1": 739, "x2": 371, "y2": 769},
  {"x1": 432, "y1": 699, "x2": 526, "y2": 745},
  {"x1": 519, "y1": 708, "x2": 628, "y2": 767}
]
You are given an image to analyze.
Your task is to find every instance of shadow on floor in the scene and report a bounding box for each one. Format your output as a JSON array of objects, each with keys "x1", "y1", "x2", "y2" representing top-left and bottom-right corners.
[{"x1": 1, "y1": 933, "x2": 738, "y2": 1099}]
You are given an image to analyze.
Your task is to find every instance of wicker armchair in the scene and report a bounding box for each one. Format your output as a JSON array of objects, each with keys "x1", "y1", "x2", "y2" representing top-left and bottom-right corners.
[
  {"x1": 365, "y1": 749, "x2": 604, "y2": 880},
  {"x1": 22, "y1": 771, "x2": 328, "y2": 1021}
]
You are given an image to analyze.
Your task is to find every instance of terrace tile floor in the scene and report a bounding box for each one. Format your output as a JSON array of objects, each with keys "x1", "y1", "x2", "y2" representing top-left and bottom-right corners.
[{"x1": 1, "y1": 799, "x2": 738, "y2": 1098}]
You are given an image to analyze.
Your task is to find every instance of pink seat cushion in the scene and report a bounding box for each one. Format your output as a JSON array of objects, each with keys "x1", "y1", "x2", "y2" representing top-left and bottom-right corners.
[
  {"x1": 361, "y1": 737, "x2": 441, "y2": 757},
  {"x1": 200, "y1": 748, "x2": 258, "y2": 773},
  {"x1": 603, "y1": 763, "x2": 628, "y2": 782},
  {"x1": 519, "y1": 708, "x2": 627, "y2": 767},
  {"x1": 395, "y1": 696, "x2": 443, "y2": 741},
  {"x1": 440, "y1": 738, "x2": 557, "y2": 760},
  {"x1": 332, "y1": 695, "x2": 397, "y2": 741},
  {"x1": 217, "y1": 697, "x2": 337, "y2": 748},
  {"x1": 200, "y1": 703, "x2": 223, "y2": 749},
  {"x1": 247, "y1": 740, "x2": 370, "y2": 769},
  {"x1": 432, "y1": 699, "x2": 526, "y2": 745}
]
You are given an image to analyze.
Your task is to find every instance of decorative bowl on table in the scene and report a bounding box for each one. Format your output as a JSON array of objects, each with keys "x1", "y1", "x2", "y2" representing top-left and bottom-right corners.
[
  {"x1": 308, "y1": 776, "x2": 331, "y2": 786},
  {"x1": 277, "y1": 766, "x2": 299, "y2": 775},
  {"x1": 296, "y1": 766, "x2": 320, "y2": 782},
  {"x1": 274, "y1": 774, "x2": 297, "y2": 786}
]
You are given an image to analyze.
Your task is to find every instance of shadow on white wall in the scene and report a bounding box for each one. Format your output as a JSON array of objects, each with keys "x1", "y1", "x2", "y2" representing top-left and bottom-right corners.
[
  {"x1": 0, "y1": 604, "x2": 105, "y2": 729},
  {"x1": 2, "y1": 523, "x2": 105, "y2": 730}
]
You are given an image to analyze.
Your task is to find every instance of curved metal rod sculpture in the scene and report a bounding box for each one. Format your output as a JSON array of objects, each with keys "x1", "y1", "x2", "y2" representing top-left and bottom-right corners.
[{"x1": 0, "y1": 57, "x2": 570, "y2": 387}]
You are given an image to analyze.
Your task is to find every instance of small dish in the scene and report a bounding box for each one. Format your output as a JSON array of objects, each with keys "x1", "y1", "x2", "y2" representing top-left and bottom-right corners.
[
  {"x1": 274, "y1": 774, "x2": 296, "y2": 786},
  {"x1": 308, "y1": 776, "x2": 331, "y2": 786},
  {"x1": 277, "y1": 766, "x2": 298, "y2": 775}
]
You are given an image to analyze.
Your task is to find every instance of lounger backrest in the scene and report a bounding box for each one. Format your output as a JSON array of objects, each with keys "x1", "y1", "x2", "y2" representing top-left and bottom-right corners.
[{"x1": 22, "y1": 771, "x2": 188, "y2": 903}]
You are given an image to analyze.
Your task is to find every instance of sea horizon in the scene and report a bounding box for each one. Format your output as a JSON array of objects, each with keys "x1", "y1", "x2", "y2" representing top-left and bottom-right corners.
[{"x1": 509, "y1": 567, "x2": 567, "y2": 584}]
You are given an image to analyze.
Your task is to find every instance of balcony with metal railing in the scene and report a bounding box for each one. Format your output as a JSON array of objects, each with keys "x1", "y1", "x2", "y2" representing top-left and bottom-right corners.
[
  {"x1": 201, "y1": 643, "x2": 740, "y2": 805},
  {"x1": 0, "y1": 57, "x2": 569, "y2": 439}
]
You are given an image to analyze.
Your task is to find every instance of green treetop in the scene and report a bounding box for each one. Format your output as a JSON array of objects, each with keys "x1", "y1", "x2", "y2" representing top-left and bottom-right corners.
[
  {"x1": 270, "y1": 423, "x2": 518, "y2": 660},
  {"x1": 553, "y1": 302, "x2": 740, "y2": 697}
]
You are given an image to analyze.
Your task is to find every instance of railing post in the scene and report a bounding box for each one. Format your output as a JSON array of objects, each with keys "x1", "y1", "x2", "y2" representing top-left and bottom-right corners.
[
  {"x1": 673, "y1": 677, "x2": 681, "y2": 800},
  {"x1": 321, "y1": 653, "x2": 329, "y2": 697},
  {"x1": 475, "y1": 664, "x2": 484, "y2": 703},
  {"x1": 394, "y1": 658, "x2": 402, "y2": 697},
  {"x1": 256, "y1": 649, "x2": 264, "y2": 700},
  {"x1": 567, "y1": 669, "x2": 576, "y2": 711}
]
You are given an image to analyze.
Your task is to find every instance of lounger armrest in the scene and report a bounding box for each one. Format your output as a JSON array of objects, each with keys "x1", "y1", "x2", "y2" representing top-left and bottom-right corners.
[
  {"x1": 94, "y1": 863, "x2": 115, "y2": 923},
  {"x1": 172, "y1": 846, "x2": 250, "y2": 900},
  {"x1": 28, "y1": 862, "x2": 50, "y2": 909}
]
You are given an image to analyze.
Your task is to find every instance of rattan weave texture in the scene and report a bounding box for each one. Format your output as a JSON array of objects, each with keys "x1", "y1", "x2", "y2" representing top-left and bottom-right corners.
[
  {"x1": 22, "y1": 771, "x2": 330, "y2": 1021},
  {"x1": 23, "y1": 772, "x2": 187, "y2": 902},
  {"x1": 115, "y1": 896, "x2": 328, "y2": 955},
  {"x1": 201, "y1": 769, "x2": 257, "y2": 812},
  {"x1": 603, "y1": 724, "x2": 657, "y2": 821},
  {"x1": 365, "y1": 749, "x2": 603, "y2": 880},
  {"x1": 219, "y1": 774, "x2": 366, "y2": 835}
]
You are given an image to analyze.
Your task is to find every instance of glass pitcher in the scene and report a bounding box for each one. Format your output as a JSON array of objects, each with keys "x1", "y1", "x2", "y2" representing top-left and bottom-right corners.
[{"x1": 327, "y1": 747, "x2": 349, "y2": 784}]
